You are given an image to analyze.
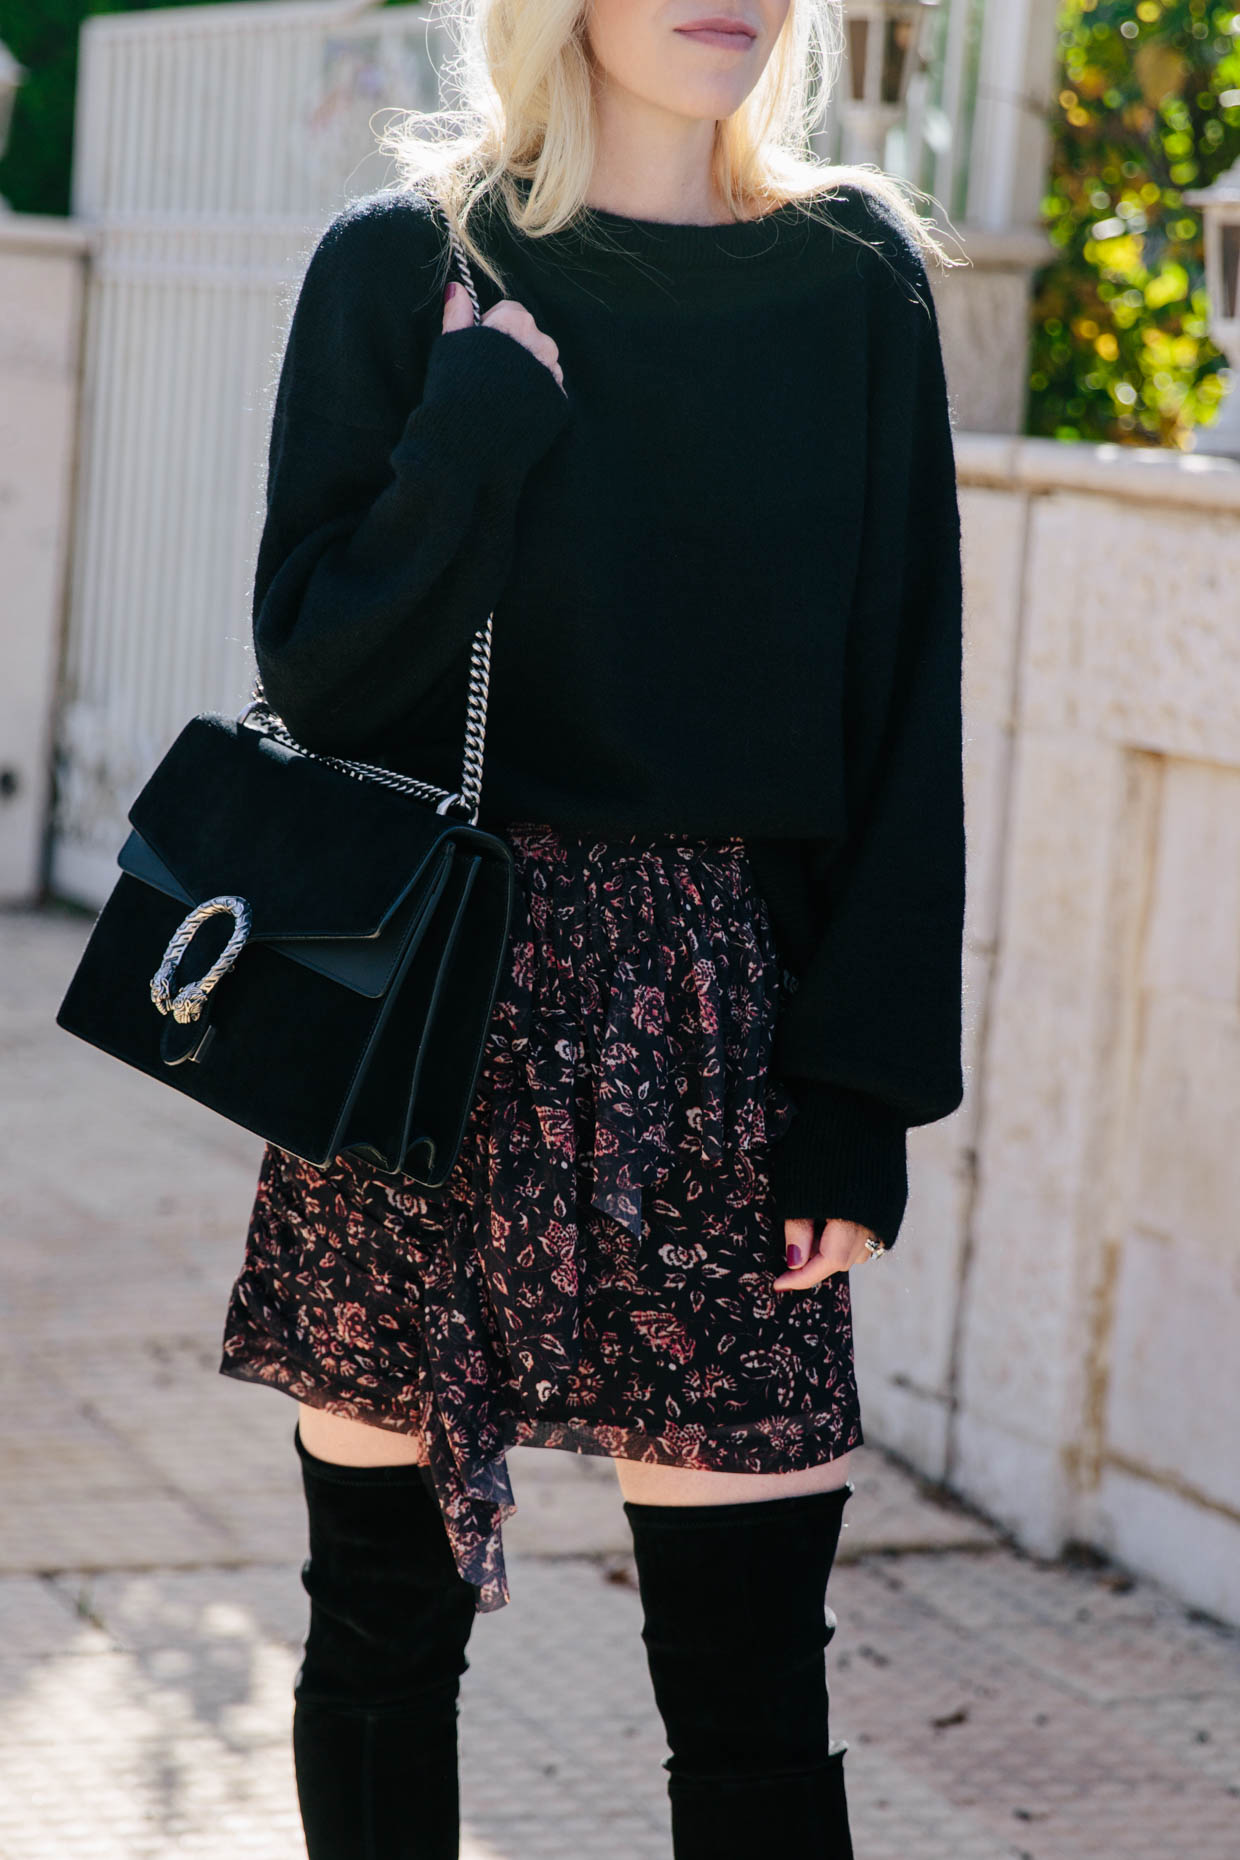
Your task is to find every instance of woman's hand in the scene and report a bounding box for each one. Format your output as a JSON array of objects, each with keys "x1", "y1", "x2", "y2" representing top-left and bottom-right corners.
[
  {"x1": 443, "y1": 279, "x2": 565, "y2": 391},
  {"x1": 773, "y1": 1217, "x2": 880, "y2": 1291}
]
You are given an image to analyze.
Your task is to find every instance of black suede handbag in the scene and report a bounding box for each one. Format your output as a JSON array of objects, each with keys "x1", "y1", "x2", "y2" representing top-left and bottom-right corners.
[{"x1": 55, "y1": 213, "x2": 516, "y2": 1190}]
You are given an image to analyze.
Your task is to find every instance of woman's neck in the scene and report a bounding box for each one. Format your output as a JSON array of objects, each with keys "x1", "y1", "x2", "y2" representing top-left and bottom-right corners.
[{"x1": 585, "y1": 90, "x2": 727, "y2": 227}]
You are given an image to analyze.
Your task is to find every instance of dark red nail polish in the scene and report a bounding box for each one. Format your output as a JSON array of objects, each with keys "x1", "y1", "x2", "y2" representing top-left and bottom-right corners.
[{"x1": 786, "y1": 1242, "x2": 805, "y2": 1269}]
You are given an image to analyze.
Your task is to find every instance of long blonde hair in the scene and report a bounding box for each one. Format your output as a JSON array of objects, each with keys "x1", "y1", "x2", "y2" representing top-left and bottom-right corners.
[{"x1": 377, "y1": 0, "x2": 961, "y2": 297}]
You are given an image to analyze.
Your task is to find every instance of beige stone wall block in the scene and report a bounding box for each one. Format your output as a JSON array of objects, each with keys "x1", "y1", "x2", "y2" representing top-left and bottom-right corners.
[
  {"x1": 964, "y1": 717, "x2": 1014, "y2": 955},
  {"x1": 1021, "y1": 495, "x2": 1240, "y2": 760},
  {"x1": 1128, "y1": 992, "x2": 1240, "y2": 1267},
  {"x1": 950, "y1": 1408, "x2": 1069, "y2": 1556},
  {"x1": 1142, "y1": 759, "x2": 1240, "y2": 1002},
  {"x1": 0, "y1": 249, "x2": 83, "y2": 379},
  {"x1": 955, "y1": 1183, "x2": 1079, "y2": 1442},
  {"x1": 855, "y1": 1145, "x2": 971, "y2": 1376},
  {"x1": 0, "y1": 370, "x2": 78, "y2": 553},
  {"x1": 1093, "y1": 1463, "x2": 1240, "y2": 1627},
  {"x1": 1014, "y1": 494, "x2": 1079, "y2": 737},
  {"x1": 973, "y1": 954, "x2": 1100, "y2": 1212},
  {"x1": 853, "y1": 1142, "x2": 973, "y2": 1480},
  {"x1": 958, "y1": 941, "x2": 991, "y2": 1148},
  {"x1": 996, "y1": 731, "x2": 1123, "y2": 968},
  {"x1": 960, "y1": 486, "x2": 1026, "y2": 728},
  {"x1": 1104, "y1": 1226, "x2": 1240, "y2": 1514},
  {"x1": 873, "y1": 940, "x2": 985, "y2": 1474},
  {"x1": 857, "y1": 1373, "x2": 952, "y2": 1477},
  {"x1": 905, "y1": 937, "x2": 986, "y2": 1181},
  {"x1": 934, "y1": 266, "x2": 1038, "y2": 436},
  {"x1": 0, "y1": 230, "x2": 88, "y2": 904},
  {"x1": 953, "y1": 950, "x2": 1107, "y2": 1439},
  {"x1": 907, "y1": 1099, "x2": 972, "y2": 1175}
]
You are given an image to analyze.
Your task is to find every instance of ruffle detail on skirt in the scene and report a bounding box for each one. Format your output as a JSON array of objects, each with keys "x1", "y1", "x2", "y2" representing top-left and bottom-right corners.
[
  {"x1": 422, "y1": 827, "x2": 801, "y2": 1599},
  {"x1": 220, "y1": 824, "x2": 846, "y2": 1616}
]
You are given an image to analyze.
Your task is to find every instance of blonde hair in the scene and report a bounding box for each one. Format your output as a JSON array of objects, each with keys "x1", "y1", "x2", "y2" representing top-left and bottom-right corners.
[{"x1": 377, "y1": 0, "x2": 962, "y2": 299}]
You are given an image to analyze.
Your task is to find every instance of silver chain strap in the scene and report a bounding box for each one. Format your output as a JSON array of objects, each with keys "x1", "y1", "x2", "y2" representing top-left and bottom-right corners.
[{"x1": 241, "y1": 207, "x2": 494, "y2": 827}]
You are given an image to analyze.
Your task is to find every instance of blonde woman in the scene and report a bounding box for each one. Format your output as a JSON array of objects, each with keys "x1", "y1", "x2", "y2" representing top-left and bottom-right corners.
[{"x1": 220, "y1": 0, "x2": 965, "y2": 1853}]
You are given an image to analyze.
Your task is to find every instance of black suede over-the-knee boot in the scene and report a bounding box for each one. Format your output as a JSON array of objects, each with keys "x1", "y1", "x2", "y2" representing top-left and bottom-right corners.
[
  {"x1": 623, "y1": 1483, "x2": 854, "y2": 1860},
  {"x1": 291, "y1": 1423, "x2": 477, "y2": 1860}
]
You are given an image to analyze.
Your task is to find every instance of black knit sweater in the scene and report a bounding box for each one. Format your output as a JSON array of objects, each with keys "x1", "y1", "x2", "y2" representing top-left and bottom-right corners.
[{"x1": 251, "y1": 175, "x2": 966, "y2": 1249}]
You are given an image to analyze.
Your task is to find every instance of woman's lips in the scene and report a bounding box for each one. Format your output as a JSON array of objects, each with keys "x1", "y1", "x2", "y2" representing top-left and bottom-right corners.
[{"x1": 675, "y1": 25, "x2": 756, "y2": 51}]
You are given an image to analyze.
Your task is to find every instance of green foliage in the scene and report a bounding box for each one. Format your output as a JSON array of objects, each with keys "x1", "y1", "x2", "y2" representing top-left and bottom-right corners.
[
  {"x1": 0, "y1": 0, "x2": 419, "y2": 216},
  {"x1": 1030, "y1": 0, "x2": 1240, "y2": 447},
  {"x1": 0, "y1": 2, "x2": 222, "y2": 216}
]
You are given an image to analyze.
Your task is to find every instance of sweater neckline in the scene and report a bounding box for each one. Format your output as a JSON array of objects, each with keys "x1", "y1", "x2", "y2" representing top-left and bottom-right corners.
[
  {"x1": 496, "y1": 174, "x2": 816, "y2": 276},
  {"x1": 575, "y1": 193, "x2": 807, "y2": 258}
]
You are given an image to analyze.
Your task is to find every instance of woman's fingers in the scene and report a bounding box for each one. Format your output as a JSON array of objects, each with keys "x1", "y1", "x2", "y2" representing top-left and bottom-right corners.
[
  {"x1": 473, "y1": 290, "x2": 566, "y2": 389},
  {"x1": 773, "y1": 1217, "x2": 876, "y2": 1291},
  {"x1": 443, "y1": 283, "x2": 563, "y2": 379},
  {"x1": 441, "y1": 281, "x2": 567, "y2": 391},
  {"x1": 441, "y1": 278, "x2": 477, "y2": 332},
  {"x1": 782, "y1": 1216, "x2": 816, "y2": 1272}
]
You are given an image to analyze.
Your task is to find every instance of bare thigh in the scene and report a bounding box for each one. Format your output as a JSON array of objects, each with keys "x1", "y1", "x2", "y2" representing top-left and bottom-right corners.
[
  {"x1": 614, "y1": 1451, "x2": 854, "y2": 1505},
  {"x1": 297, "y1": 1403, "x2": 426, "y2": 1466},
  {"x1": 297, "y1": 1406, "x2": 854, "y2": 1498}
]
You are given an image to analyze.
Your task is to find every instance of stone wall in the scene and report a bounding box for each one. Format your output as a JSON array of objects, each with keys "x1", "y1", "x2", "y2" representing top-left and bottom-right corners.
[
  {"x1": 852, "y1": 434, "x2": 1240, "y2": 1627},
  {"x1": 0, "y1": 217, "x2": 89, "y2": 904},
  {"x1": 930, "y1": 230, "x2": 1050, "y2": 436}
]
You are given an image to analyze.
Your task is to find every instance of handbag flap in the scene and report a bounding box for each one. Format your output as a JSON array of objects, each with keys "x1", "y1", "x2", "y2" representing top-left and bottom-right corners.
[
  {"x1": 127, "y1": 712, "x2": 456, "y2": 942},
  {"x1": 116, "y1": 825, "x2": 457, "y2": 997}
]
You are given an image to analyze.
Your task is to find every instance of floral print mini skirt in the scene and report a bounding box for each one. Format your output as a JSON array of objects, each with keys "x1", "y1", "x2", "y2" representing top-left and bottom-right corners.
[{"x1": 219, "y1": 821, "x2": 863, "y2": 1610}]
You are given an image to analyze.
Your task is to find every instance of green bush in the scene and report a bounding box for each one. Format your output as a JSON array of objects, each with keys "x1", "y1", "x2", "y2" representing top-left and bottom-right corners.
[
  {"x1": 1, "y1": 3, "x2": 216, "y2": 216},
  {"x1": 1030, "y1": 0, "x2": 1240, "y2": 447}
]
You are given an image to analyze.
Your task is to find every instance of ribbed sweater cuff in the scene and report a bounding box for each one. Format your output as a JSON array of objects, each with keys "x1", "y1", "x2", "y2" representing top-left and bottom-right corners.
[
  {"x1": 409, "y1": 321, "x2": 572, "y2": 468},
  {"x1": 766, "y1": 1081, "x2": 910, "y2": 1249}
]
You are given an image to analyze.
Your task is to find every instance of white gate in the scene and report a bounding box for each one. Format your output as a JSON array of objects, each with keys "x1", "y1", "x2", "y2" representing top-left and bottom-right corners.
[{"x1": 49, "y1": 0, "x2": 444, "y2": 906}]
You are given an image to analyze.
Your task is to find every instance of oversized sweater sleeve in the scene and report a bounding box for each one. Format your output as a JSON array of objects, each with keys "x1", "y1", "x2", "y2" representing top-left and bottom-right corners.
[
  {"x1": 765, "y1": 197, "x2": 967, "y2": 1249},
  {"x1": 251, "y1": 189, "x2": 572, "y2": 753}
]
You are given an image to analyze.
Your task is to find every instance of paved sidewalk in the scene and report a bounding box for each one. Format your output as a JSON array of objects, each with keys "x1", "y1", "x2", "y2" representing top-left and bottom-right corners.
[{"x1": 2, "y1": 903, "x2": 1238, "y2": 1858}]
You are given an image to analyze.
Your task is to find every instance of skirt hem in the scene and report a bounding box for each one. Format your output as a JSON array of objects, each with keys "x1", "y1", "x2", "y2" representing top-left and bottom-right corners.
[{"x1": 217, "y1": 1339, "x2": 863, "y2": 1477}]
